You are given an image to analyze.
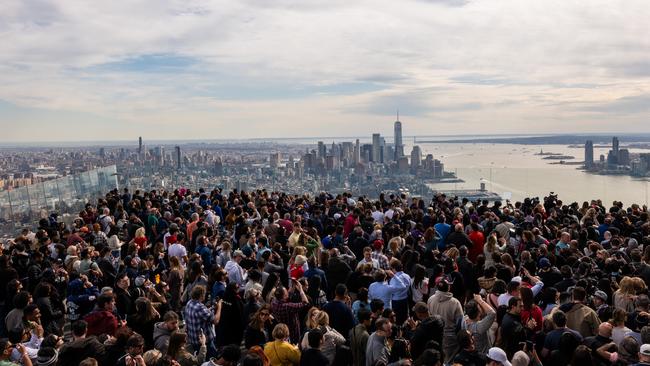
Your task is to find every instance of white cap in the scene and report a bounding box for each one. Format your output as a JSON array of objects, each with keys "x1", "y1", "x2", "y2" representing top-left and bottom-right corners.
[{"x1": 487, "y1": 347, "x2": 512, "y2": 366}]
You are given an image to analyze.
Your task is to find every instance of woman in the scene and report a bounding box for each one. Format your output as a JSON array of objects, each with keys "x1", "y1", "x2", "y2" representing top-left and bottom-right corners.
[
  {"x1": 167, "y1": 256, "x2": 184, "y2": 311},
  {"x1": 300, "y1": 311, "x2": 345, "y2": 364},
  {"x1": 519, "y1": 287, "x2": 543, "y2": 334},
  {"x1": 611, "y1": 309, "x2": 632, "y2": 347},
  {"x1": 216, "y1": 282, "x2": 245, "y2": 347},
  {"x1": 34, "y1": 283, "x2": 64, "y2": 336},
  {"x1": 128, "y1": 297, "x2": 160, "y2": 349},
  {"x1": 352, "y1": 288, "x2": 370, "y2": 322},
  {"x1": 130, "y1": 227, "x2": 148, "y2": 256},
  {"x1": 264, "y1": 323, "x2": 301, "y2": 366},
  {"x1": 410, "y1": 264, "x2": 430, "y2": 303},
  {"x1": 181, "y1": 260, "x2": 208, "y2": 304},
  {"x1": 613, "y1": 276, "x2": 636, "y2": 313},
  {"x1": 245, "y1": 305, "x2": 276, "y2": 349},
  {"x1": 483, "y1": 234, "x2": 504, "y2": 269},
  {"x1": 166, "y1": 331, "x2": 207, "y2": 366}
]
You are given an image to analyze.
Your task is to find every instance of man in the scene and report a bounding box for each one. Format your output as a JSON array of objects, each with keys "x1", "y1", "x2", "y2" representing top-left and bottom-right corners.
[
  {"x1": 323, "y1": 284, "x2": 355, "y2": 338},
  {"x1": 500, "y1": 297, "x2": 527, "y2": 358},
  {"x1": 583, "y1": 322, "x2": 613, "y2": 366},
  {"x1": 58, "y1": 320, "x2": 106, "y2": 366},
  {"x1": 288, "y1": 222, "x2": 303, "y2": 248},
  {"x1": 370, "y1": 240, "x2": 390, "y2": 271},
  {"x1": 114, "y1": 273, "x2": 133, "y2": 318},
  {"x1": 462, "y1": 294, "x2": 497, "y2": 355},
  {"x1": 593, "y1": 290, "x2": 612, "y2": 323},
  {"x1": 356, "y1": 247, "x2": 380, "y2": 271},
  {"x1": 224, "y1": 250, "x2": 247, "y2": 287},
  {"x1": 633, "y1": 344, "x2": 650, "y2": 366},
  {"x1": 542, "y1": 310, "x2": 582, "y2": 358},
  {"x1": 564, "y1": 286, "x2": 601, "y2": 338},
  {"x1": 497, "y1": 270, "x2": 543, "y2": 306},
  {"x1": 454, "y1": 329, "x2": 487, "y2": 366},
  {"x1": 366, "y1": 317, "x2": 391, "y2": 366},
  {"x1": 389, "y1": 259, "x2": 411, "y2": 324},
  {"x1": 153, "y1": 311, "x2": 179, "y2": 353},
  {"x1": 368, "y1": 270, "x2": 400, "y2": 310},
  {"x1": 344, "y1": 208, "x2": 361, "y2": 239},
  {"x1": 351, "y1": 309, "x2": 371, "y2": 366},
  {"x1": 300, "y1": 329, "x2": 330, "y2": 366},
  {"x1": 183, "y1": 286, "x2": 222, "y2": 359},
  {"x1": 116, "y1": 334, "x2": 145, "y2": 366},
  {"x1": 84, "y1": 294, "x2": 121, "y2": 337},
  {"x1": 427, "y1": 278, "x2": 463, "y2": 364},
  {"x1": 168, "y1": 233, "x2": 188, "y2": 268},
  {"x1": 434, "y1": 216, "x2": 451, "y2": 250},
  {"x1": 213, "y1": 344, "x2": 242, "y2": 366},
  {"x1": 486, "y1": 347, "x2": 512, "y2": 366},
  {"x1": 447, "y1": 223, "x2": 474, "y2": 249},
  {"x1": 409, "y1": 302, "x2": 445, "y2": 360}
]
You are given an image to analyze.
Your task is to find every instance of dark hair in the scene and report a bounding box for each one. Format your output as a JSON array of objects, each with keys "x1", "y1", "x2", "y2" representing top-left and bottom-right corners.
[
  {"x1": 308, "y1": 329, "x2": 323, "y2": 348},
  {"x1": 508, "y1": 296, "x2": 520, "y2": 310},
  {"x1": 335, "y1": 283, "x2": 347, "y2": 297},
  {"x1": 72, "y1": 320, "x2": 88, "y2": 336},
  {"x1": 572, "y1": 286, "x2": 587, "y2": 302},
  {"x1": 13, "y1": 291, "x2": 30, "y2": 309},
  {"x1": 97, "y1": 293, "x2": 114, "y2": 308},
  {"x1": 370, "y1": 298, "x2": 385, "y2": 312},
  {"x1": 358, "y1": 308, "x2": 372, "y2": 323},
  {"x1": 465, "y1": 300, "x2": 479, "y2": 320},
  {"x1": 552, "y1": 310, "x2": 567, "y2": 327}
]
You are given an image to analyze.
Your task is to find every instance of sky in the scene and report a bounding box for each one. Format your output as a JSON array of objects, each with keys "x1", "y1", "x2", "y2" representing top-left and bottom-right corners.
[{"x1": 1, "y1": 0, "x2": 649, "y2": 142}]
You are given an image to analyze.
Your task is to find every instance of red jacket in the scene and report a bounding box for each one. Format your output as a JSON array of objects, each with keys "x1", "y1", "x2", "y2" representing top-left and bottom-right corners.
[
  {"x1": 343, "y1": 214, "x2": 358, "y2": 238},
  {"x1": 84, "y1": 310, "x2": 118, "y2": 337}
]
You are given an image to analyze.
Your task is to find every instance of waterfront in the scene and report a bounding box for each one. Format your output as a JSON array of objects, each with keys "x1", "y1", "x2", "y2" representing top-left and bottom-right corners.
[{"x1": 415, "y1": 142, "x2": 650, "y2": 205}]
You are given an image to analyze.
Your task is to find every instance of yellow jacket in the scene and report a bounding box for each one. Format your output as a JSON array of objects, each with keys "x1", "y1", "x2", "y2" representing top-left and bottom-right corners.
[{"x1": 264, "y1": 340, "x2": 301, "y2": 366}]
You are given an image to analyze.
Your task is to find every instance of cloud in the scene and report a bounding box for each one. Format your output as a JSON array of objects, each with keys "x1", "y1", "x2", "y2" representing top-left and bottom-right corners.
[{"x1": 0, "y1": 0, "x2": 649, "y2": 141}]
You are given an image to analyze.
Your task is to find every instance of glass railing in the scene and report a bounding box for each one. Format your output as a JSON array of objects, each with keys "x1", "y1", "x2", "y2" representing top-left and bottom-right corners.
[{"x1": 0, "y1": 165, "x2": 118, "y2": 237}]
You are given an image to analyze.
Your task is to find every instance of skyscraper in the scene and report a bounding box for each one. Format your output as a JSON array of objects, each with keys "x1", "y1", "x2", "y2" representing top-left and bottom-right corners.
[
  {"x1": 175, "y1": 146, "x2": 181, "y2": 169},
  {"x1": 372, "y1": 133, "x2": 381, "y2": 163},
  {"x1": 411, "y1": 146, "x2": 422, "y2": 170},
  {"x1": 317, "y1": 141, "x2": 326, "y2": 159},
  {"x1": 585, "y1": 140, "x2": 594, "y2": 168},
  {"x1": 138, "y1": 136, "x2": 143, "y2": 154},
  {"x1": 613, "y1": 136, "x2": 620, "y2": 160},
  {"x1": 394, "y1": 112, "x2": 404, "y2": 160},
  {"x1": 353, "y1": 139, "x2": 360, "y2": 164}
]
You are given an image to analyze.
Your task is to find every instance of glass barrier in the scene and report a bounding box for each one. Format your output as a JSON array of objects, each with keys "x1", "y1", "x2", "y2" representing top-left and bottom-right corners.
[{"x1": 0, "y1": 165, "x2": 118, "y2": 237}]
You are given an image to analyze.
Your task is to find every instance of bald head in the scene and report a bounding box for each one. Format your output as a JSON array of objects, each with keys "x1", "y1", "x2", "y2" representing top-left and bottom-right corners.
[
  {"x1": 598, "y1": 322, "x2": 613, "y2": 338},
  {"x1": 455, "y1": 224, "x2": 463, "y2": 232}
]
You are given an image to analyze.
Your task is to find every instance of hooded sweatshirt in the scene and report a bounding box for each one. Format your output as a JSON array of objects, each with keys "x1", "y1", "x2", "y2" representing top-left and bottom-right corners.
[
  {"x1": 153, "y1": 322, "x2": 173, "y2": 353},
  {"x1": 427, "y1": 291, "x2": 463, "y2": 338}
]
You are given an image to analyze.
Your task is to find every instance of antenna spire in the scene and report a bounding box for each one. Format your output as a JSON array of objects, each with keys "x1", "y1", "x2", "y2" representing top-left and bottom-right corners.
[{"x1": 396, "y1": 109, "x2": 399, "y2": 121}]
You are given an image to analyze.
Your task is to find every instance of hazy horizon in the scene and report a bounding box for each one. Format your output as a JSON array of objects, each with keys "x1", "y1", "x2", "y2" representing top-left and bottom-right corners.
[{"x1": 2, "y1": 1, "x2": 649, "y2": 141}]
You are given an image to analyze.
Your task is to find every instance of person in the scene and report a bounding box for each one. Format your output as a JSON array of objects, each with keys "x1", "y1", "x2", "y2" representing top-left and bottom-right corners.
[
  {"x1": 427, "y1": 278, "x2": 463, "y2": 363},
  {"x1": 633, "y1": 344, "x2": 650, "y2": 366},
  {"x1": 388, "y1": 259, "x2": 411, "y2": 324},
  {"x1": 300, "y1": 311, "x2": 345, "y2": 364},
  {"x1": 499, "y1": 297, "x2": 527, "y2": 358},
  {"x1": 564, "y1": 286, "x2": 601, "y2": 338},
  {"x1": 116, "y1": 334, "x2": 146, "y2": 366},
  {"x1": 0, "y1": 338, "x2": 32, "y2": 366},
  {"x1": 365, "y1": 317, "x2": 392, "y2": 366},
  {"x1": 453, "y1": 329, "x2": 487, "y2": 366},
  {"x1": 322, "y1": 284, "x2": 355, "y2": 339},
  {"x1": 461, "y1": 294, "x2": 496, "y2": 355},
  {"x1": 225, "y1": 250, "x2": 247, "y2": 288},
  {"x1": 58, "y1": 320, "x2": 106, "y2": 365},
  {"x1": 271, "y1": 284, "x2": 310, "y2": 344},
  {"x1": 153, "y1": 311, "x2": 179, "y2": 354},
  {"x1": 541, "y1": 310, "x2": 582, "y2": 358},
  {"x1": 486, "y1": 347, "x2": 511, "y2": 366},
  {"x1": 182, "y1": 286, "x2": 221, "y2": 359},
  {"x1": 213, "y1": 344, "x2": 242, "y2": 366},
  {"x1": 583, "y1": 322, "x2": 614, "y2": 366},
  {"x1": 299, "y1": 329, "x2": 329, "y2": 366},
  {"x1": 409, "y1": 301, "x2": 445, "y2": 360},
  {"x1": 264, "y1": 323, "x2": 301, "y2": 366},
  {"x1": 245, "y1": 305, "x2": 275, "y2": 349},
  {"x1": 84, "y1": 293, "x2": 121, "y2": 337},
  {"x1": 351, "y1": 308, "x2": 371, "y2": 366},
  {"x1": 166, "y1": 330, "x2": 206, "y2": 366},
  {"x1": 368, "y1": 270, "x2": 400, "y2": 310}
]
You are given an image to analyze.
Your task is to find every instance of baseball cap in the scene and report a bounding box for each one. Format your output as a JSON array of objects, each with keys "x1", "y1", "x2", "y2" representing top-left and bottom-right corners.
[
  {"x1": 412, "y1": 302, "x2": 428, "y2": 314},
  {"x1": 640, "y1": 344, "x2": 650, "y2": 356},
  {"x1": 134, "y1": 276, "x2": 147, "y2": 287},
  {"x1": 487, "y1": 347, "x2": 512, "y2": 366},
  {"x1": 538, "y1": 258, "x2": 551, "y2": 269}
]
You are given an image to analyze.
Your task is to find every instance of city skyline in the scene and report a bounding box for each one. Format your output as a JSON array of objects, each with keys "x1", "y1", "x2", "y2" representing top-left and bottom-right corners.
[{"x1": 2, "y1": 1, "x2": 649, "y2": 142}]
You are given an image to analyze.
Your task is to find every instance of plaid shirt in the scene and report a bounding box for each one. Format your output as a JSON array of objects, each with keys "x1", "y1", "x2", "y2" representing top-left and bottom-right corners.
[
  {"x1": 271, "y1": 298, "x2": 310, "y2": 344},
  {"x1": 371, "y1": 251, "x2": 390, "y2": 270},
  {"x1": 183, "y1": 299, "x2": 215, "y2": 346}
]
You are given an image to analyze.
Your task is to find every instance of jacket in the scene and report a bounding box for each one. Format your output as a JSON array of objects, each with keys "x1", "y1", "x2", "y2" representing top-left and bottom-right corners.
[
  {"x1": 264, "y1": 340, "x2": 301, "y2": 366},
  {"x1": 427, "y1": 291, "x2": 463, "y2": 338},
  {"x1": 565, "y1": 302, "x2": 601, "y2": 338},
  {"x1": 84, "y1": 309, "x2": 118, "y2": 337},
  {"x1": 153, "y1": 322, "x2": 173, "y2": 353},
  {"x1": 350, "y1": 323, "x2": 370, "y2": 366}
]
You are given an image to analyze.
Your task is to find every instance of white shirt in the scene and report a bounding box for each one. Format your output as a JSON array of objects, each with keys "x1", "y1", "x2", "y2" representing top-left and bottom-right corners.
[
  {"x1": 225, "y1": 260, "x2": 247, "y2": 287},
  {"x1": 168, "y1": 243, "x2": 187, "y2": 267}
]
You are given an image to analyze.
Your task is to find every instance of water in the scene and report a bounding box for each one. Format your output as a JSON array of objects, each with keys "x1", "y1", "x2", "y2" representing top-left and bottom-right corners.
[{"x1": 408, "y1": 142, "x2": 650, "y2": 205}]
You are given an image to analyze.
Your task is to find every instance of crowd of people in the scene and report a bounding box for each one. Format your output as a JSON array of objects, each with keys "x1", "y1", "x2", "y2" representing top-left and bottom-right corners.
[{"x1": 1, "y1": 186, "x2": 650, "y2": 366}]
